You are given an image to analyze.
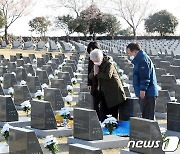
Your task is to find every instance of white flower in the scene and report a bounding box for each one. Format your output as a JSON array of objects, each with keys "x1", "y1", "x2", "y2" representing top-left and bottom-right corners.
[
  {"x1": 36, "y1": 68, "x2": 42, "y2": 71},
  {"x1": 77, "y1": 67, "x2": 83, "y2": 72},
  {"x1": 21, "y1": 100, "x2": 31, "y2": 109},
  {"x1": 65, "y1": 95, "x2": 73, "y2": 102},
  {"x1": 67, "y1": 85, "x2": 73, "y2": 91},
  {"x1": 27, "y1": 63, "x2": 31, "y2": 65},
  {"x1": 1, "y1": 123, "x2": 13, "y2": 134},
  {"x1": 176, "y1": 79, "x2": 180, "y2": 85},
  {"x1": 54, "y1": 69, "x2": 60, "y2": 75},
  {"x1": 71, "y1": 78, "x2": 77, "y2": 84},
  {"x1": 8, "y1": 87, "x2": 14, "y2": 95},
  {"x1": 20, "y1": 80, "x2": 26, "y2": 85},
  {"x1": 35, "y1": 90, "x2": 43, "y2": 97},
  {"x1": 0, "y1": 76, "x2": 3, "y2": 82},
  {"x1": 60, "y1": 107, "x2": 70, "y2": 116},
  {"x1": 108, "y1": 56, "x2": 114, "y2": 62},
  {"x1": 12, "y1": 72, "x2": 16, "y2": 76},
  {"x1": 5, "y1": 65, "x2": 8, "y2": 68},
  {"x1": 48, "y1": 74, "x2": 54, "y2": 80},
  {"x1": 160, "y1": 127, "x2": 167, "y2": 133},
  {"x1": 117, "y1": 68, "x2": 124, "y2": 74},
  {"x1": 73, "y1": 72, "x2": 79, "y2": 78},
  {"x1": 44, "y1": 135, "x2": 57, "y2": 147},
  {"x1": 120, "y1": 74, "x2": 128, "y2": 81},
  {"x1": 27, "y1": 73, "x2": 32, "y2": 76},
  {"x1": 71, "y1": 45, "x2": 75, "y2": 51},
  {"x1": 19, "y1": 66, "x2": 23, "y2": 68},
  {"x1": 78, "y1": 59, "x2": 83, "y2": 64},
  {"x1": 157, "y1": 85, "x2": 162, "y2": 90},
  {"x1": 102, "y1": 115, "x2": 118, "y2": 125},
  {"x1": 41, "y1": 83, "x2": 48, "y2": 89},
  {"x1": 48, "y1": 60, "x2": 52, "y2": 63},
  {"x1": 62, "y1": 62, "x2": 66, "y2": 66},
  {"x1": 58, "y1": 65, "x2": 62, "y2": 70},
  {"x1": 33, "y1": 59, "x2": 37, "y2": 63}
]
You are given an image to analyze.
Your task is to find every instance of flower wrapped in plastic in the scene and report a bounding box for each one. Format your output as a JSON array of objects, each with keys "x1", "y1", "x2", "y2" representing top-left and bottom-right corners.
[
  {"x1": 33, "y1": 59, "x2": 37, "y2": 64},
  {"x1": 64, "y1": 95, "x2": 73, "y2": 106},
  {"x1": 12, "y1": 72, "x2": 16, "y2": 76},
  {"x1": 35, "y1": 90, "x2": 44, "y2": 100},
  {"x1": 73, "y1": 72, "x2": 79, "y2": 78},
  {"x1": 36, "y1": 68, "x2": 42, "y2": 71},
  {"x1": 48, "y1": 74, "x2": 54, "y2": 80},
  {"x1": 41, "y1": 83, "x2": 49, "y2": 89},
  {"x1": 102, "y1": 115, "x2": 118, "y2": 134},
  {"x1": 59, "y1": 107, "x2": 71, "y2": 126},
  {"x1": 44, "y1": 135, "x2": 59, "y2": 154},
  {"x1": 1, "y1": 123, "x2": 13, "y2": 143},
  {"x1": 71, "y1": 78, "x2": 77, "y2": 85},
  {"x1": 0, "y1": 76, "x2": 3, "y2": 83},
  {"x1": 8, "y1": 87, "x2": 14, "y2": 97},
  {"x1": 117, "y1": 68, "x2": 124, "y2": 76},
  {"x1": 20, "y1": 80, "x2": 26, "y2": 85},
  {"x1": 77, "y1": 66, "x2": 83, "y2": 73},
  {"x1": 27, "y1": 73, "x2": 32, "y2": 76},
  {"x1": 54, "y1": 69, "x2": 60, "y2": 76},
  {"x1": 67, "y1": 85, "x2": 73, "y2": 93},
  {"x1": 21, "y1": 100, "x2": 31, "y2": 116},
  {"x1": 120, "y1": 74, "x2": 129, "y2": 83}
]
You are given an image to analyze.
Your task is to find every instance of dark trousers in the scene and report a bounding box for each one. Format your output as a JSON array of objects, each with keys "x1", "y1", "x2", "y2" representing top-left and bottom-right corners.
[
  {"x1": 99, "y1": 94, "x2": 119, "y2": 122},
  {"x1": 92, "y1": 92, "x2": 101, "y2": 121},
  {"x1": 139, "y1": 97, "x2": 156, "y2": 120}
]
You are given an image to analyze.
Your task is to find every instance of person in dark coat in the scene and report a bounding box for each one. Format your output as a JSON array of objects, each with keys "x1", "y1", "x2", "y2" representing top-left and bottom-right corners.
[
  {"x1": 87, "y1": 41, "x2": 101, "y2": 120},
  {"x1": 89, "y1": 49, "x2": 126, "y2": 121},
  {"x1": 127, "y1": 42, "x2": 158, "y2": 120}
]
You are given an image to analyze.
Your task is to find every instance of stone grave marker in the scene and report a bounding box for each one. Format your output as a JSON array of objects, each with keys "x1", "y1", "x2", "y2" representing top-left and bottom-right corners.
[
  {"x1": 10, "y1": 55, "x2": 17, "y2": 62},
  {"x1": 37, "y1": 58, "x2": 46, "y2": 68},
  {"x1": 62, "y1": 66, "x2": 74, "y2": 78},
  {"x1": 0, "y1": 96, "x2": 18, "y2": 122},
  {"x1": 73, "y1": 108, "x2": 103, "y2": 141},
  {"x1": 8, "y1": 62, "x2": 16, "y2": 73},
  {"x1": 77, "y1": 92, "x2": 93, "y2": 109},
  {"x1": 23, "y1": 41, "x2": 34, "y2": 50},
  {"x1": 3, "y1": 73, "x2": 17, "y2": 90},
  {"x1": 36, "y1": 41, "x2": 45, "y2": 51},
  {"x1": 36, "y1": 70, "x2": 49, "y2": 85},
  {"x1": 16, "y1": 67, "x2": 27, "y2": 82},
  {"x1": 12, "y1": 41, "x2": 21, "y2": 49},
  {"x1": 26, "y1": 76, "x2": 42, "y2": 94},
  {"x1": 0, "y1": 66, "x2": 7, "y2": 76},
  {"x1": 44, "y1": 88, "x2": 64, "y2": 110},
  {"x1": 58, "y1": 72, "x2": 71, "y2": 85},
  {"x1": 42, "y1": 65, "x2": 53, "y2": 76},
  {"x1": 23, "y1": 57, "x2": 31, "y2": 64},
  {"x1": 24, "y1": 64, "x2": 35, "y2": 76},
  {"x1": 16, "y1": 59, "x2": 25, "y2": 67},
  {"x1": 31, "y1": 100, "x2": 57, "y2": 129}
]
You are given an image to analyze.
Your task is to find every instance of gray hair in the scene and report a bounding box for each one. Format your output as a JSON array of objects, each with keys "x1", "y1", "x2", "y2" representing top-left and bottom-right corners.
[{"x1": 90, "y1": 49, "x2": 103, "y2": 60}]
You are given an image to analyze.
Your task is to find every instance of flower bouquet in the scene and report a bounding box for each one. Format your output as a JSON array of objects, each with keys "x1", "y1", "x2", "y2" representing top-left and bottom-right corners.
[
  {"x1": 102, "y1": 115, "x2": 118, "y2": 134},
  {"x1": 59, "y1": 107, "x2": 71, "y2": 127},
  {"x1": 71, "y1": 78, "x2": 77, "y2": 85},
  {"x1": 8, "y1": 87, "x2": 14, "y2": 97},
  {"x1": 21, "y1": 100, "x2": 31, "y2": 116},
  {"x1": 64, "y1": 95, "x2": 73, "y2": 106},
  {"x1": 67, "y1": 85, "x2": 73, "y2": 94},
  {"x1": 1, "y1": 123, "x2": 13, "y2": 143},
  {"x1": 20, "y1": 80, "x2": 26, "y2": 85},
  {"x1": 35, "y1": 90, "x2": 44, "y2": 100},
  {"x1": 48, "y1": 74, "x2": 54, "y2": 80},
  {"x1": 0, "y1": 76, "x2": 3, "y2": 83},
  {"x1": 44, "y1": 135, "x2": 59, "y2": 154},
  {"x1": 41, "y1": 83, "x2": 49, "y2": 89}
]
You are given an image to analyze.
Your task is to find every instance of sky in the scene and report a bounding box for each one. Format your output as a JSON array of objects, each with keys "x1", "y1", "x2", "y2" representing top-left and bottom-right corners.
[{"x1": 3, "y1": 0, "x2": 180, "y2": 37}]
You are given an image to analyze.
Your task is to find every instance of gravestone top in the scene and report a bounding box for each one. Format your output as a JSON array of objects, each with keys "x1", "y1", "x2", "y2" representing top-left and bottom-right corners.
[{"x1": 73, "y1": 108, "x2": 103, "y2": 141}]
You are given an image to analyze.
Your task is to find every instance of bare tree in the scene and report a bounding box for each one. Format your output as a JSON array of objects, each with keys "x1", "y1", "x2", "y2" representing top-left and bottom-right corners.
[
  {"x1": 113, "y1": 0, "x2": 153, "y2": 39},
  {"x1": 0, "y1": 0, "x2": 35, "y2": 43}
]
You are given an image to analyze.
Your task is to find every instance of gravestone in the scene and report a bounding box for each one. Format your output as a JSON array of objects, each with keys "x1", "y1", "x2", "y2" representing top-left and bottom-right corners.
[
  {"x1": 66, "y1": 63, "x2": 76, "y2": 72},
  {"x1": 160, "y1": 61, "x2": 171, "y2": 73},
  {"x1": 3, "y1": 73, "x2": 17, "y2": 90},
  {"x1": 129, "y1": 117, "x2": 164, "y2": 154},
  {"x1": 1, "y1": 58, "x2": 9, "y2": 67},
  {"x1": 161, "y1": 75, "x2": 176, "y2": 92},
  {"x1": 36, "y1": 41, "x2": 45, "y2": 51},
  {"x1": 16, "y1": 59, "x2": 25, "y2": 67},
  {"x1": 175, "y1": 84, "x2": 180, "y2": 102},
  {"x1": 23, "y1": 41, "x2": 34, "y2": 50},
  {"x1": 167, "y1": 102, "x2": 180, "y2": 132},
  {"x1": 37, "y1": 58, "x2": 46, "y2": 68},
  {"x1": 80, "y1": 83, "x2": 89, "y2": 92},
  {"x1": 58, "y1": 72, "x2": 71, "y2": 85},
  {"x1": 49, "y1": 40, "x2": 58, "y2": 52},
  {"x1": 42, "y1": 54, "x2": 50, "y2": 63},
  {"x1": 23, "y1": 57, "x2": 31, "y2": 64},
  {"x1": 9, "y1": 127, "x2": 43, "y2": 154},
  {"x1": 155, "y1": 68, "x2": 167, "y2": 82},
  {"x1": 14, "y1": 85, "x2": 32, "y2": 105},
  {"x1": 62, "y1": 66, "x2": 74, "y2": 78},
  {"x1": 26, "y1": 76, "x2": 42, "y2": 94},
  {"x1": 24, "y1": 64, "x2": 35, "y2": 76},
  {"x1": 173, "y1": 59, "x2": 180, "y2": 66},
  {"x1": 51, "y1": 79, "x2": 68, "y2": 97},
  {"x1": 16, "y1": 67, "x2": 27, "y2": 82},
  {"x1": 44, "y1": 88, "x2": 64, "y2": 110},
  {"x1": 77, "y1": 92, "x2": 93, "y2": 109},
  {"x1": 12, "y1": 41, "x2": 21, "y2": 49},
  {"x1": 10, "y1": 55, "x2": 17, "y2": 62},
  {"x1": 31, "y1": 100, "x2": 57, "y2": 129},
  {"x1": 51, "y1": 58, "x2": 60, "y2": 65},
  {"x1": 69, "y1": 144, "x2": 102, "y2": 154},
  {"x1": 0, "y1": 54, "x2": 4, "y2": 61},
  {"x1": 0, "y1": 96, "x2": 18, "y2": 122},
  {"x1": 47, "y1": 61, "x2": 57, "y2": 71},
  {"x1": 0, "y1": 66, "x2": 7, "y2": 76},
  {"x1": 169, "y1": 65, "x2": 180, "y2": 79},
  {"x1": 29, "y1": 54, "x2": 36, "y2": 62},
  {"x1": 73, "y1": 108, "x2": 103, "y2": 141},
  {"x1": 119, "y1": 97, "x2": 141, "y2": 121},
  {"x1": 155, "y1": 90, "x2": 171, "y2": 113},
  {"x1": 42, "y1": 65, "x2": 53, "y2": 76},
  {"x1": 8, "y1": 62, "x2": 16, "y2": 73},
  {"x1": 16, "y1": 53, "x2": 23, "y2": 59},
  {"x1": 36, "y1": 70, "x2": 49, "y2": 85},
  {"x1": 60, "y1": 41, "x2": 71, "y2": 52},
  {"x1": 123, "y1": 86, "x2": 131, "y2": 97},
  {"x1": 55, "y1": 54, "x2": 64, "y2": 63},
  {"x1": 0, "y1": 41, "x2": 6, "y2": 48}
]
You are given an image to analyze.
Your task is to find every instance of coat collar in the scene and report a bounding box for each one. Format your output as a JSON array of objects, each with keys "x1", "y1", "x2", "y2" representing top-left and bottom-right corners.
[{"x1": 132, "y1": 50, "x2": 144, "y2": 65}]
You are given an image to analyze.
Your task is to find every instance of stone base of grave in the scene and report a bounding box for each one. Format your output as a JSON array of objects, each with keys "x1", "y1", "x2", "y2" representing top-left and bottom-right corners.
[
  {"x1": 0, "y1": 116, "x2": 30, "y2": 127},
  {"x1": 67, "y1": 135, "x2": 129, "y2": 149},
  {"x1": 121, "y1": 148, "x2": 180, "y2": 154},
  {"x1": 166, "y1": 130, "x2": 180, "y2": 139},
  {"x1": 73, "y1": 86, "x2": 80, "y2": 93},
  {"x1": 155, "y1": 112, "x2": 167, "y2": 119},
  {"x1": 0, "y1": 143, "x2": 9, "y2": 154},
  {"x1": 26, "y1": 126, "x2": 72, "y2": 138}
]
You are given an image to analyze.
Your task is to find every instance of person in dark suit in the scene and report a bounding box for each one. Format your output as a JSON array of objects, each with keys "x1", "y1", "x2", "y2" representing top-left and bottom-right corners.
[{"x1": 87, "y1": 41, "x2": 101, "y2": 120}]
